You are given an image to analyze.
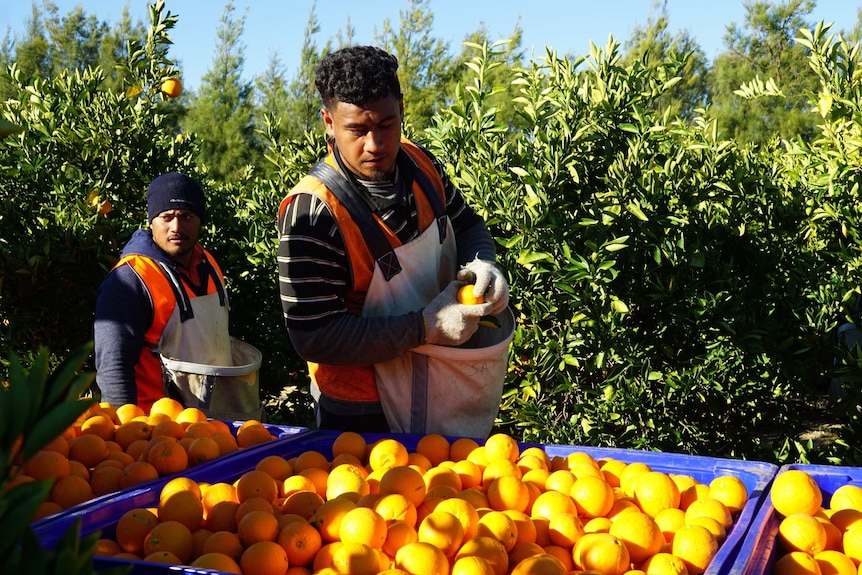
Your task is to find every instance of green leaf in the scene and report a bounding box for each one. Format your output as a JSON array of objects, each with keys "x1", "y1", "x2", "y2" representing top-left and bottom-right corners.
[{"x1": 20, "y1": 400, "x2": 92, "y2": 463}]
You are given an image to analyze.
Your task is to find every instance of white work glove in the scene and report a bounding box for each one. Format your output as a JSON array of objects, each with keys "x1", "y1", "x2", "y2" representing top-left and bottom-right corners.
[
  {"x1": 422, "y1": 281, "x2": 493, "y2": 346},
  {"x1": 457, "y1": 258, "x2": 510, "y2": 316}
]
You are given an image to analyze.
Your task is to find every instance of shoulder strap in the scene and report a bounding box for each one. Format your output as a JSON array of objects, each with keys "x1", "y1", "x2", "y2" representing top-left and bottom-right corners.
[
  {"x1": 155, "y1": 261, "x2": 194, "y2": 322},
  {"x1": 309, "y1": 161, "x2": 402, "y2": 282}
]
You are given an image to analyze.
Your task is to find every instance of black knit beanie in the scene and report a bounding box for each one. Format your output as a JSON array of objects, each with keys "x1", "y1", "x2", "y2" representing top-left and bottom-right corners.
[{"x1": 146, "y1": 172, "x2": 206, "y2": 223}]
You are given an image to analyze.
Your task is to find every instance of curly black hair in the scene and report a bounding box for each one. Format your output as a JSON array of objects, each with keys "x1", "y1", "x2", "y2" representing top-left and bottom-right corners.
[{"x1": 314, "y1": 45, "x2": 402, "y2": 109}]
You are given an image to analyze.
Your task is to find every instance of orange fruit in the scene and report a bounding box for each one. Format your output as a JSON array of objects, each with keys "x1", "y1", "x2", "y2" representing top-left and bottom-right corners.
[
  {"x1": 282, "y1": 474, "x2": 317, "y2": 497},
  {"x1": 327, "y1": 462, "x2": 371, "y2": 500},
  {"x1": 772, "y1": 470, "x2": 823, "y2": 517},
  {"x1": 311, "y1": 496, "x2": 359, "y2": 542},
  {"x1": 237, "y1": 424, "x2": 275, "y2": 448},
  {"x1": 190, "y1": 552, "x2": 241, "y2": 574},
  {"x1": 201, "y1": 481, "x2": 239, "y2": 512},
  {"x1": 236, "y1": 469, "x2": 279, "y2": 503},
  {"x1": 147, "y1": 438, "x2": 188, "y2": 476},
  {"x1": 160, "y1": 77, "x2": 183, "y2": 98},
  {"x1": 93, "y1": 538, "x2": 123, "y2": 557},
  {"x1": 143, "y1": 551, "x2": 181, "y2": 564},
  {"x1": 278, "y1": 518, "x2": 323, "y2": 566},
  {"x1": 424, "y1": 466, "x2": 462, "y2": 492},
  {"x1": 49, "y1": 474, "x2": 93, "y2": 509},
  {"x1": 451, "y1": 437, "x2": 481, "y2": 461},
  {"x1": 583, "y1": 516, "x2": 612, "y2": 534},
  {"x1": 187, "y1": 436, "x2": 221, "y2": 467},
  {"x1": 510, "y1": 553, "x2": 568, "y2": 575},
  {"x1": 383, "y1": 519, "x2": 419, "y2": 558},
  {"x1": 369, "y1": 439, "x2": 410, "y2": 471},
  {"x1": 654, "y1": 507, "x2": 687, "y2": 544},
  {"x1": 477, "y1": 509, "x2": 519, "y2": 551},
  {"x1": 332, "y1": 431, "x2": 368, "y2": 463},
  {"x1": 774, "y1": 550, "x2": 823, "y2": 575},
  {"x1": 530, "y1": 489, "x2": 577, "y2": 520},
  {"x1": 544, "y1": 469, "x2": 576, "y2": 493},
  {"x1": 379, "y1": 465, "x2": 427, "y2": 507},
  {"x1": 374, "y1": 493, "x2": 419, "y2": 527},
  {"x1": 256, "y1": 455, "x2": 294, "y2": 483},
  {"x1": 299, "y1": 466, "x2": 330, "y2": 497},
  {"x1": 395, "y1": 541, "x2": 450, "y2": 575},
  {"x1": 238, "y1": 509, "x2": 280, "y2": 547},
  {"x1": 456, "y1": 536, "x2": 509, "y2": 575},
  {"x1": 503, "y1": 509, "x2": 537, "y2": 545},
  {"x1": 457, "y1": 284, "x2": 485, "y2": 305},
  {"x1": 687, "y1": 515, "x2": 727, "y2": 544},
  {"x1": 340, "y1": 506, "x2": 388, "y2": 548},
  {"x1": 80, "y1": 414, "x2": 115, "y2": 441},
  {"x1": 708, "y1": 475, "x2": 748, "y2": 514},
  {"x1": 158, "y1": 488, "x2": 204, "y2": 531},
  {"x1": 508, "y1": 541, "x2": 546, "y2": 566},
  {"x1": 547, "y1": 511, "x2": 585, "y2": 548},
  {"x1": 633, "y1": 471, "x2": 681, "y2": 517},
  {"x1": 241, "y1": 540, "x2": 289, "y2": 575},
  {"x1": 143, "y1": 519, "x2": 194, "y2": 563},
  {"x1": 236, "y1": 496, "x2": 276, "y2": 524},
  {"x1": 641, "y1": 551, "x2": 690, "y2": 575},
  {"x1": 841, "y1": 525, "x2": 862, "y2": 564},
  {"x1": 175, "y1": 407, "x2": 207, "y2": 425},
  {"x1": 42, "y1": 435, "x2": 70, "y2": 458},
  {"x1": 201, "y1": 530, "x2": 244, "y2": 561},
  {"x1": 149, "y1": 397, "x2": 184, "y2": 420},
  {"x1": 68, "y1": 433, "x2": 109, "y2": 469},
  {"x1": 116, "y1": 403, "x2": 145, "y2": 424},
  {"x1": 487, "y1": 475, "x2": 530, "y2": 511},
  {"x1": 814, "y1": 549, "x2": 857, "y2": 575},
  {"x1": 416, "y1": 434, "x2": 451, "y2": 467},
  {"x1": 25, "y1": 450, "x2": 70, "y2": 482},
  {"x1": 571, "y1": 474, "x2": 615, "y2": 518},
  {"x1": 671, "y1": 524, "x2": 718, "y2": 575},
  {"x1": 452, "y1": 459, "x2": 484, "y2": 491},
  {"x1": 831, "y1": 485, "x2": 862, "y2": 513},
  {"x1": 542, "y1": 544, "x2": 575, "y2": 572},
  {"x1": 572, "y1": 532, "x2": 631, "y2": 575},
  {"x1": 329, "y1": 541, "x2": 382, "y2": 575},
  {"x1": 211, "y1": 430, "x2": 240, "y2": 456},
  {"x1": 619, "y1": 462, "x2": 652, "y2": 498},
  {"x1": 830, "y1": 508, "x2": 862, "y2": 533},
  {"x1": 159, "y1": 476, "x2": 201, "y2": 502},
  {"x1": 679, "y1": 483, "x2": 711, "y2": 511},
  {"x1": 113, "y1": 421, "x2": 152, "y2": 450},
  {"x1": 89, "y1": 465, "x2": 124, "y2": 496},
  {"x1": 483, "y1": 433, "x2": 519, "y2": 463},
  {"x1": 452, "y1": 555, "x2": 496, "y2": 575},
  {"x1": 204, "y1": 500, "x2": 240, "y2": 533},
  {"x1": 600, "y1": 459, "x2": 628, "y2": 488},
  {"x1": 32, "y1": 500, "x2": 63, "y2": 522},
  {"x1": 151, "y1": 420, "x2": 186, "y2": 442},
  {"x1": 116, "y1": 508, "x2": 159, "y2": 555},
  {"x1": 684, "y1": 496, "x2": 733, "y2": 530},
  {"x1": 609, "y1": 511, "x2": 666, "y2": 563},
  {"x1": 281, "y1": 489, "x2": 325, "y2": 520},
  {"x1": 417, "y1": 510, "x2": 465, "y2": 557},
  {"x1": 294, "y1": 449, "x2": 330, "y2": 472},
  {"x1": 119, "y1": 460, "x2": 160, "y2": 489},
  {"x1": 436, "y1": 496, "x2": 480, "y2": 540}
]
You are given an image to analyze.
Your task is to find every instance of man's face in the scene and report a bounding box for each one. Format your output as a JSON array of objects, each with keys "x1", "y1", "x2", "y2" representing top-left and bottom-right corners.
[
  {"x1": 150, "y1": 209, "x2": 200, "y2": 266},
  {"x1": 321, "y1": 94, "x2": 404, "y2": 181}
]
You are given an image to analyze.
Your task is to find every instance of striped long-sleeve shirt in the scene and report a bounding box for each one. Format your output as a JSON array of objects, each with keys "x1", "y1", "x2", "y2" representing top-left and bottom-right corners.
[{"x1": 276, "y1": 143, "x2": 495, "y2": 366}]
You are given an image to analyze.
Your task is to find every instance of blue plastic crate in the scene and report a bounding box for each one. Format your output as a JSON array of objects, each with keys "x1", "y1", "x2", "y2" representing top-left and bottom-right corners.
[
  {"x1": 732, "y1": 463, "x2": 862, "y2": 575},
  {"x1": 30, "y1": 421, "x2": 308, "y2": 534},
  {"x1": 37, "y1": 430, "x2": 776, "y2": 575}
]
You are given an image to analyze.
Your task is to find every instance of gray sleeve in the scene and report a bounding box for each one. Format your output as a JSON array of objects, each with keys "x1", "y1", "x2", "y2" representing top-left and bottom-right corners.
[
  {"x1": 94, "y1": 264, "x2": 151, "y2": 406},
  {"x1": 289, "y1": 310, "x2": 426, "y2": 365}
]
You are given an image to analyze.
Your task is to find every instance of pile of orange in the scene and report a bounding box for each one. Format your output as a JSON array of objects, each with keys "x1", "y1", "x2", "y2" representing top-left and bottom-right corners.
[
  {"x1": 89, "y1": 430, "x2": 747, "y2": 575},
  {"x1": 7, "y1": 397, "x2": 276, "y2": 522},
  {"x1": 769, "y1": 469, "x2": 862, "y2": 575}
]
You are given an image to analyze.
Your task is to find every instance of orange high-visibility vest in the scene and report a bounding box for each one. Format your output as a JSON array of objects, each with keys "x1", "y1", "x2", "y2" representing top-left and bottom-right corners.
[
  {"x1": 279, "y1": 139, "x2": 446, "y2": 403},
  {"x1": 113, "y1": 249, "x2": 226, "y2": 412}
]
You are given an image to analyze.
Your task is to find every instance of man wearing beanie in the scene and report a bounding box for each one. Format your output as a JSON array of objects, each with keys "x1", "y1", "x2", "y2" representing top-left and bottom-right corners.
[{"x1": 94, "y1": 172, "x2": 233, "y2": 413}]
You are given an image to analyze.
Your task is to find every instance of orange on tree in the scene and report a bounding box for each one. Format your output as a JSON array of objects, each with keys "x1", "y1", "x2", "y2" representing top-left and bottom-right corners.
[{"x1": 160, "y1": 77, "x2": 183, "y2": 98}]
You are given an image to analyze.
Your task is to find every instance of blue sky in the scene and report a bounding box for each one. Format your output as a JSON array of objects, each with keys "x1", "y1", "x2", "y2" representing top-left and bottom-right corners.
[{"x1": 2, "y1": 1, "x2": 860, "y2": 92}]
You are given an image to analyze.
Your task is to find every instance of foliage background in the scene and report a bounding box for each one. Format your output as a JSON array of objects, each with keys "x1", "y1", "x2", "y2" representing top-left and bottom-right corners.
[{"x1": 2, "y1": 0, "x2": 862, "y2": 464}]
